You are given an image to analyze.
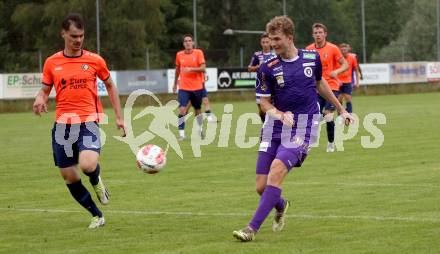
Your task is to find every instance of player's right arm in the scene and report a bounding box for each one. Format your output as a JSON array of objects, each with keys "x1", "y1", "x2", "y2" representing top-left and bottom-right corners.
[
  {"x1": 248, "y1": 65, "x2": 260, "y2": 72},
  {"x1": 33, "y1": 59, "x2": 54, "y2": 116},
  {"x1": 256, "y1": 64, "x2": 293, "y2": 126},
  {"x1": 247, "y1": 53, "x2": 260, "y2": 72},
  {"x1": 173, "y1": 65, "x2": 180, "y2": 93},
  {"x1": 33, "y1": 84, "x2": 52, "y2": 116},
  {"x1": 260, "y1": 97, "x2": 294, "y2": 127},
  {"x1": 173, "y1": 52, "x2": 180, "y2": 93}
]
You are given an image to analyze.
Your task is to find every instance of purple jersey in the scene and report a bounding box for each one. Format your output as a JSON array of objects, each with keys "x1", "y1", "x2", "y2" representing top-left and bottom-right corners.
[
  {"x1": 249, "y1": 50, "x2": 277, "y2": 67},
  {"x1": 255, "y1": 49, "x2": 322, "y2": 141}
]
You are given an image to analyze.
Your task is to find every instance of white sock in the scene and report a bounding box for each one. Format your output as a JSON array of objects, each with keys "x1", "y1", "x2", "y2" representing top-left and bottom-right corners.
[{"x1": 179, "y1": 130, "x2": 185, "y2": 137}]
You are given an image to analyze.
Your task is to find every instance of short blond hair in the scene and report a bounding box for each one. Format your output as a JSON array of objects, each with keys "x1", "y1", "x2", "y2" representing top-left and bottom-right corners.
[{"x1": 266, "y1": 16, "x2": 295, "y2": 38}]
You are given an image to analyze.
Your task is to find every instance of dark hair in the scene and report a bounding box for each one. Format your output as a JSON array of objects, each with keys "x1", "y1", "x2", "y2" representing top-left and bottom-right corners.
[
  {"x1": 260, "y1": 32, "x2": 269, "y2": 39},
  {"x1": 61, "y1": 13, "x2": 84, "y2": 31},
  {"x1": 312, "y1": 23, "x2": 327, "y2": 33},
  {"x1": 182, "y1": 34, "x2": 193, "y2": 41}
]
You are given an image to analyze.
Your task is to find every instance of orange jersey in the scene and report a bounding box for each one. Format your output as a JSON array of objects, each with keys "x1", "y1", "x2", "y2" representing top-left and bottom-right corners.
[
  {"x1": 337, "y1": 53, "x2": 358, "y2": 83},
  {"x1": 175, "y1": 49, "x2": 205, "y2": 91},
  {"x1": 306, "y1": 42, "x2": 344, "y2": 91},
  {"x1": 42, "y1": 50, "x2": 110, "y2": 124}
]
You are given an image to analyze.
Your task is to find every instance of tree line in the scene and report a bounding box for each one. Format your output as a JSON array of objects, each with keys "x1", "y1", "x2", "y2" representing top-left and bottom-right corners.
[{"x1": 0, "y1": 0, "x2": 436, "y2": 72}]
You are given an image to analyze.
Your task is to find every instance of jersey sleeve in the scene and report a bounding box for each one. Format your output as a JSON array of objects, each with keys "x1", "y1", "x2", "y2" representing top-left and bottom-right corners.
[
  {"x1": 333, "y1": 46, "x2": 344, "y2": 64},
  {"x1": 255, "y1": 65, "x2": 273, "y2": 97},
  {"x1": 42, "y1": 59, "x2": 53, "y2": 86},
  {"x1": 96, "y1": 56, "x2": 110, "y2": 81},
  {"x1": 351, "y1": 55, "x2": 358, "y2": 70},
  {"x1": 175, "y1": 52, "x2": 180, "y2": 67},
  {"x1": 315, "y1": 53, "x2": 323, "y2": 81},
  {"x1": 197, "y1": 50, "x2": 206, "y2": 65},
  {"x1": 249, "y1": 53, "x2": 258, "y2": 67}
]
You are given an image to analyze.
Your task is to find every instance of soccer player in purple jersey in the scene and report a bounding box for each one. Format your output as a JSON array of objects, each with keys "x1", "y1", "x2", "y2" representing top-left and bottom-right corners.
[
  {"x1": 248, "y1": 33, "x2": 277, "y2": 122},
  {"x1": 233, "y1": 16, "x2": 353, "y2": 242}
]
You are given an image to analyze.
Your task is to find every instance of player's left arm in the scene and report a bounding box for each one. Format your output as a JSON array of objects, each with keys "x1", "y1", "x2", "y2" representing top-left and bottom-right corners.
[
  {"x1": 182, "y1": 63, "x2": 206, "y2": 73},
  {"x1": 354, "y1": 54, "x2": 363, "y2": 80},
  {"x1": 354, "y1": 64, "x2": 361, "y2": 88},
  {"x1": 182, "y1": 50, "x2": 206, "y2": 73},
  {"x1": 97, "y1": 56, "x2": 125, "y2": 134},
  {"x1": 330, "y1": 47, "x2": 348, "y2": 78},
  {"x1": 103, "y1": 76, "x2": 125, "y2": 135},
  {"x1": 331, "y1": 57, "x2": 348, "y2": 78},
  {"x1": 357, "y1": 63, "x2": 363, "y2": 80},
  {"x1": 316, "y1": 79, "x2": 353, "y2": 125}
]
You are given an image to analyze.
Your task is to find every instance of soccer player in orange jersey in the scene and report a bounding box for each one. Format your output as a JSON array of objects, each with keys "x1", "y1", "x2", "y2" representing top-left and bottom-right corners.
[
  {"x1": 173, "y1": 34, "x2": 206, "y2": 140},
  {"x1": 337, "y1": 43, "x2": 361, "y2": 113},
  {"x1": 32, "y1": 13, "x2": 125, "y2": 229},
  {"x1": 306, "y1": 23, "x2": 348, "y2": 152}
]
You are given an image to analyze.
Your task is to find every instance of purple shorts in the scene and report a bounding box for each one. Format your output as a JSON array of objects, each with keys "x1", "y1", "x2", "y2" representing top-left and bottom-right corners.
[{"x1": 256, "y1": 138, "x2": 308, "y2": 175}]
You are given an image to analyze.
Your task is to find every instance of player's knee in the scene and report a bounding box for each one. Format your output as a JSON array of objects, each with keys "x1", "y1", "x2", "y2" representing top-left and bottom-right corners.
[
  {"x1": 268, "y1": 172, "x2": 284, "y2": 186},
  {"x1": 256, "y1": 184, "x2": 265, "y2": 195},
  {"x1": 79, "y1": 160, "x2": 97, "y2": 172},
  {"x1": 267, "y1": 160, "x2": 288, "y2": 186},
  {"x1": 324, "y1": 112, "x2": 334, "y2": 122},
  {"x1": 60, "y1": 168, "x2": 80, "y2": 184}
]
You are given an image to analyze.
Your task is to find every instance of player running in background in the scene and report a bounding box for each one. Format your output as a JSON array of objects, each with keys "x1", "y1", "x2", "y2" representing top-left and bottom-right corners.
[
  {"x1": 337, "y1": 43, "x2": 361, "y2": 113},
  {"x1": 248, "y1": 32, "x2": 277, "y2": 122},
  {"x1": 306, "y1": 23, "x2": 348, "y2": 152},
  {"x1": 348, "y1": 44, "x2": 364, "y2": 83},
  {"x1": 233, "y1": 16, "x2": 353, "y2": 242},
  {"x1": 32, "y1": 13, "x2": 125, "y2": 229},
  {"x1": 173, "y1": 34, "x2": 206, "y2": 140}
]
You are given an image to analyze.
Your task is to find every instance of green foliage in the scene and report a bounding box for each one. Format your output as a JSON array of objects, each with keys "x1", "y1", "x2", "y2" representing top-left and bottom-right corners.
[
  {"x1": 0, "y1": 0, "x2": 435, "y2": 71},
  {"x1": 372, "y1": 0, "x2": 437, "y2": 62}
]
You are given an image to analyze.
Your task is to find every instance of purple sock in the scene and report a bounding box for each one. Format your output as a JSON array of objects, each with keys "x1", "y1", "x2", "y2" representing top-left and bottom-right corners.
[
  {"x1": 258, "y1": 188, "x2": 285, "y2": 212},
  {"x1": 275, "y1": 197, "x2": 285, "y2": 212},
  {"x1": 249, "y1": 185, "x2": 281, "y2": 231}
]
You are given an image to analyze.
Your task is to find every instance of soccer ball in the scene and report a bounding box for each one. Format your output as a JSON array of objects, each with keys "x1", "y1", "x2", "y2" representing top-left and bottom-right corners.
[{"x1": 136, "y1": 144, "x2": 166, "y2": 174}]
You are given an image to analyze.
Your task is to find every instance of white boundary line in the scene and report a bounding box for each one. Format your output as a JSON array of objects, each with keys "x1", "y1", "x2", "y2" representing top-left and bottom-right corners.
[
  {"x1": 288, "y1": 182, "x2": 440, "y2": 188},
  {"x1": 1, "y1": 207, "x2": 439, "y2": 224},
  {"x1": 108, "y1": 179, "x2": 440, "y2": 189},
  {"x1": 203, "y1": 181, "x2": 440, "y2": 189}
]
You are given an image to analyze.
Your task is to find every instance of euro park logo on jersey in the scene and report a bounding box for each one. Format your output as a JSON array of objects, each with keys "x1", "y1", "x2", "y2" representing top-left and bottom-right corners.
[{"x1": 303, "y1": 53, "x2": 316, "y2": 60}]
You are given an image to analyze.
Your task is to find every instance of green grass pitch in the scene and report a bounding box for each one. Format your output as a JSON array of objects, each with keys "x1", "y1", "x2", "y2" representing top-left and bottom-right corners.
[{"x1": 1, "y1": 92, "x2": 439, "y2": 254}]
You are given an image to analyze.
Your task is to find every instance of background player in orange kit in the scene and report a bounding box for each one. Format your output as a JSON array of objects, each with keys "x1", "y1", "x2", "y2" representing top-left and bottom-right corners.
[
  {"x1": 337, "y1": 43, "x2": 361, "y2": 114},
  {"x1": 173, "y1": 34, "x2": 206, "y2": 140},
  {"x1": 306, "y1": 23, "x2": 348, "y2": 152}
]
